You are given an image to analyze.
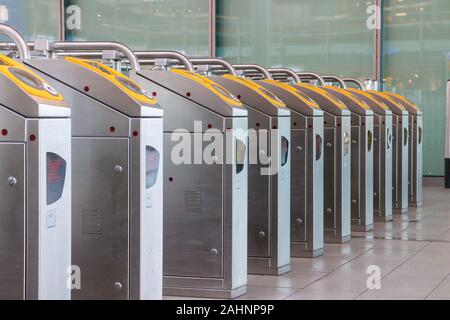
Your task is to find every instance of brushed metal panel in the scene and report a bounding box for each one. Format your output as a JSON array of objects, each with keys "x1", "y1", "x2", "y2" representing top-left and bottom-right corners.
[
  {"x1": 248, "y1": 129, "x2": 270, "y2": 258},
  {"x1": 323, "y1": 127, "x2": 336, "y2": 229},
  {"x1": 291, "y1": 129, "x2": 307, "y2": 242},
  {"x1": 71, "y1": 138, "x2": 129, "y2": 300},
  {"x1": 0, "y1": 143, "x2": 25, "y2": 300},
  {"x1": 163, "y1": 133, "x2": 224, "y2": 278},
  {"x1": 351, "y1": 125, "x2": 361, "y2": 223}
]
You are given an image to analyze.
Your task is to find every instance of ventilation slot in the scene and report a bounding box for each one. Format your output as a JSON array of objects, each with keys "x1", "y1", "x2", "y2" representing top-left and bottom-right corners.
[
  {"x1": 81, "y1": 210, "x2": 104, "y2": 236},
  {"x1": 185, "y1": 191, "x2": 202, "y2": 214}
]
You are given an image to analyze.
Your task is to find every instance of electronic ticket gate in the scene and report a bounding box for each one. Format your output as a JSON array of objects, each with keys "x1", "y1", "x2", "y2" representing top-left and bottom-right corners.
[
  {"x1": 258, "y1": 79, "x2": 324, "y2": 258},
  {"x1": 384, "y1": 92, "x2": 423, "y2": 208},
  {"x1": 346, "y1": 89, "x2": 393, "y2": 222},
  {"x1": 0, "y1": 54, "x2": 71, "y2": 299},
  {"x1": 321, "y1": 86, "x2": 374, "y2": 232},
  {"x1": 293, "y1": 83, "x2": 351, "y2": 243},
  {"x1": 132, "y1": 61, "x2": 248, "y2": 298},
  {"x1": 368, "y1": 91, "x2": 409, "y2": 214},
  {"x1": 25, "y1": 52, "x2": 164, "y2": 299},
  {"x1": 211, "y1": 74, "x2": 291, "y2": 275}
]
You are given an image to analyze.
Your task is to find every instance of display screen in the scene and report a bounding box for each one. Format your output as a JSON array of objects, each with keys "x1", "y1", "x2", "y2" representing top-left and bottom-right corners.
[
  {"x1": 419, "y1": 127, "x2": 422, "y2": 144},
  {"x1": 316, "y1": 134, "x2": 323, "y2": 161},
  {"x1": 387, "y1": 128, "x2": 392, "y2": 149},
  {"x1": 236, "y1": 139, "x2": 246, "y2": 174},
  {"x1": 146, "y1": 146, "x2": 160, "y2": 189},
  {"x1": 47, "y1": 152, "x2": 67, "y2": 205},
  {"x1": 281, "y1": 136, "x2": 289, "y2": 167},
  {"x1": 368, "y1": 130, "x2": 373, "y2": 152}
]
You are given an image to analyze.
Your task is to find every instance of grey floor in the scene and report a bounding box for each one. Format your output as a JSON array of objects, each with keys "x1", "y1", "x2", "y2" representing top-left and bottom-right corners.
[{"x1": 167, "y1": 182, "x2": 450, "y2": 300}]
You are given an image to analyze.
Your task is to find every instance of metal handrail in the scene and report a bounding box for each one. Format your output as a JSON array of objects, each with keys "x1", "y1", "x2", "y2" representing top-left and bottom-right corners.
[
  {"x1": 49, "y1": 41, "x2": 140, "y2": 71},
  {"x1": 0, "y1": 24, "x2": 31, "y2": 59},
  {"x1": 267, "y1": 68, "x2": 301, "y2": 82},
  {"x1": 189, "y1": 57, "x2": 237, "y2": 76},
  {"x1": 296, "y1": 72, "x2": 325, "y2": 86},
  {"x1": 233, "y1": 64, "x2": 272, "y2": 79},
  {"x1": 321, "y1": 75, "x2": 348, "y2": 88},
  {"x1": 342, "y1": 77, "x2": 365, "y2": 90},
  {"x1": 134, "y1": 51, "x2": 194, "y2": 72}
]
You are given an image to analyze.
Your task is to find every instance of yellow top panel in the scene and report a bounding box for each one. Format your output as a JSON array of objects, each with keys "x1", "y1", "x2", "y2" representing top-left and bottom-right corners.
[
  {"x1": 384, "y1": 92, "x2": 419, "y2": 110},
  {"x1": 367, "y1": 90, "x2": 406, "y2": 110},
  {"x1": 295, "y1": 82, "x2": 348, "y2": 109},
  {"x1": 65, "y1": 57, "x2": 157, "y2": 105},
  {"x1": 170, "y1": 69, "x2": 243, "y2": 107},
  {"x1": 263, "y1": 79, "x2": 320, "y2": 109},
  {"x1": 222, "y1": 74, "x2": 286, "y2": 108},
  {"x1": 324, "y1": 86, "x2": 371, "y2": 110},
  {"x1": 0, "y1": 54, "x2": 63, "y2": 102},
  {"x1": 347, "y1": 88, "x2": 389, "y2": 110}
]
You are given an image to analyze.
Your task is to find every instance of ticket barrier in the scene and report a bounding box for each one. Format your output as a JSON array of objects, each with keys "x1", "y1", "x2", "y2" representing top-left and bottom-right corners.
[
  {"x1": 199, "y1": 63, "x2": 291, "y2": 275},
  {"x1": 262, "y1": 68, "x2": 324, "y2": 258},
  {"x1": 321, "y1": 85, "x2": 374, "y2": 232},
  {"x1": 25, "y1": 41, "x2": 164, "y2": 300},
  {"x1": 293, "y1": 82, "x2": 352, "y2": 243},
  {"x1": 367, "y1": 91, "x2": 409, "y2": 214},
  {"x1": 131, "y1": 52, "x2": 248, "y2": 298},
  {"x1": 384, "y1": 92, "x2": 423, "y2": 208},
  {"x1": 346, "y1": 88, "x2": 393, "y2": 222},
  {"x1": 0, "y1": 25, "x2": 71, "y2": 300}
]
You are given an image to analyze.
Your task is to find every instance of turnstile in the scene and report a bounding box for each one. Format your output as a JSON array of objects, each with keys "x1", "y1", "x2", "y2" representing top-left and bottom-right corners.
[
  {"x1": 0, "y1": 54, "x2": 71, "y2": 299},
  {"x1": 384, "y1": 92, "x2": 423, "y2": 208},
  {"x1": 347, "y1": 88, "x2": 393, "y2": 222},
  {"x1": 212, "y1": 74, "x2": 291, "y2": 274},
  {"x1": 133, "y1": 65, "x2": 248, "y2": 298},
  {"x1": 258, "y1": 79, "x2": 324, "y2": 258},
  {"x1": 322, "y1": 86, "x2": 374, "y2": 232},
  {"x1": 25, "y1": 54, "x2": 164, "y2": 299},
  {"x1": 293, "y1": 83, "x2": 351, "y2": 243},
  {"x1": 368, "y1": 91, "x2": 409, "y2": 214}
]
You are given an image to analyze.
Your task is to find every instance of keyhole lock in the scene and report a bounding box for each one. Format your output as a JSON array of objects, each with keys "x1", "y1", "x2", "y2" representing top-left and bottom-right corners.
[
  {"x1": 296, "y1": 146, "x2": 303, "y2": 152},
  {"x1": 326, "y1": 142, "x2": 332, "y2": 148},
  {"x1": 114, "y1": 165, "x2": 123, "y2": 174},
  {"x1": 258, "y1": 231, "x2": 266, "y2": 238},
  {"x1": 326, "y1": 208, "x2": 332, "y2": 213},
  {"x1": 7, "y1": 177, "x2": 17, "y2": 187},
  {"x1": 210, "y1": 248, "x2": 218, "y2": 255},
  {"x1": 296, "y1": 218, "x2": 303, "y2": 225}
]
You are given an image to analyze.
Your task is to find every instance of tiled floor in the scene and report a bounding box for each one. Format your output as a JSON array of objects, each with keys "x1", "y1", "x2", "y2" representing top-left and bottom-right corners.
[{"x1": 166, "y1": 183, "x2": 450, "y2": 300}]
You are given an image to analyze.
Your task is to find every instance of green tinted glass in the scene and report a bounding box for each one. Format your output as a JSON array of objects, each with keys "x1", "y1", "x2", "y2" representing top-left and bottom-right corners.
[
  {"x1": 64, "y1": 0, "x2": 210, "y2": 56},
  {"x1": 0, "y1": 0, "x2": 60, "y2": 41},
  {"x1": 217, "y1": 0, "x2": 374, "y2": 78}
]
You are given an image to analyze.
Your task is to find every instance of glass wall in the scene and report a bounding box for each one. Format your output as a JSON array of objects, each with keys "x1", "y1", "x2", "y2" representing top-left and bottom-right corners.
[
  {"x1": 382, "y1": 0, "x2": 450, "y2": 176},
  {"x1": 64, "y1": 0, "x2": 210, "y2": 56},
  {"x1": 0, "y1": 0, "x2": 60, "y2": 41},
  {"x1": 216, "y1": 0, "x2": 375, "y2": 78}
]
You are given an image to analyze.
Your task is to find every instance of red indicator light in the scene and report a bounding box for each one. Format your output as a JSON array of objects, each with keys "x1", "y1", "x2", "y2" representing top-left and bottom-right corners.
[
  {"x1": 168, "y1": 177, "x2": 174, "y2": 182},
  {"x1": 207, "y1": 124, "x2": 212, "y2": 129},
  {"x1": 237, "y1": 95, "x2": 241, "y2": 99},
  {"x1": 109, "y1": 126, "x2": 116, "y2": 133},
  {"x1": 362, "y1": 122, "x2": 365, "y2": 126},
  {"x1": 133, "y1": 131, "x2": 139, "y2": 137},
  {"x1": 152, "y1": 92, "x2": 157, "y2": 97},
  {"x1": 256, "y1": 122, "x2": 260, "y2": 127},
  {"x1": 84, "y1": 86, "x2": 90, "y2": 92},
  {"x1": 186, "y1": 92, "x2": 191, "y2": 97},
  {"x1": 272, "y1": 125, "x2": 277, "y2": 129},
  {"x1": 337, "y1": 123, "x2": 341, "y2": 127},
  {"x1": 1, "y1": 129, "x2": 7, "y2": 136},
  {"x1": 293, "y1": 122, "x2": 297, "y2": 126},
  {"x1": 30, "y1": 134, "x2": 36, "y2": 141}
]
